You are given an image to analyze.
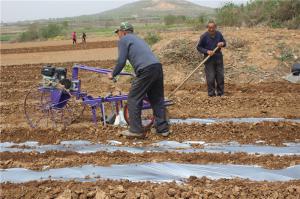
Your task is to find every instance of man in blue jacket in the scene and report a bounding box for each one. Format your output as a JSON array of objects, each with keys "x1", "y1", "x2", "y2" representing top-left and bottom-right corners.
[
  {"x1": 108, "y1": 22, "x2": 169, "y2": 138},
  {"x1": 197, "y1": 20, "x2": 226, "y2": 97}
]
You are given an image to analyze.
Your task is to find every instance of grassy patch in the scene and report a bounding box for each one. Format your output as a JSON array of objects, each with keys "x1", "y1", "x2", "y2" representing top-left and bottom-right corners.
[
  {"x1": 276, "y1": 42, "x2": 294, "y2": 62},
  {"x1": 0, "y1": 34, "x2": 18, "y2": 42}
]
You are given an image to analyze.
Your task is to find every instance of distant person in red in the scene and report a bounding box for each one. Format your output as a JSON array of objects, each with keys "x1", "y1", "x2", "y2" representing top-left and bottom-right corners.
[{"x1": 72, "y1": 32, "x2": 77, "y2": 45}]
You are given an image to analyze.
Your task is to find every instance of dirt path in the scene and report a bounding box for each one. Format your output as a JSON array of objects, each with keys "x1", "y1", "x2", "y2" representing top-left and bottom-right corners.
[
  {"x1": 0, "y1": 48, "x2": 117, "y2": 66},
  {"x1": 1, "y1": 122, "x2": 299, "y2": 146},
  {"x1": 1, "y1": 150, "x2": 299, "y2": 170},
  {"x1": 0, "y1": 40, "x2": 117, "y2": 54},
  {"x1": 0, "y1": 36, "x2": 116, "y2": 49}
]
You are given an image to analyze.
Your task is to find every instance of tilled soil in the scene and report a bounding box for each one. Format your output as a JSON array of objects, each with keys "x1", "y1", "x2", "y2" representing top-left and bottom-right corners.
[
  {"x1": 1, "y1": 150, "x2": 299, "y2": 170},
  {"x1": 1, "y1": 121, "x2": 299, "y2": 146},
  {"x1": 165, "y1": 83, "x2": 300, "y2": 119},
  {"x1": 0, "y1": 60, "x2": 116, "y2": 102},
  {"x1": 2, "y1": 178, "x2": 300, "y2": 199},
  {"x1": 1, "y1": 33, "x2": 300, "y2": 198},
  {"x1": 0, "y1": 40, "x2": 117, "y2": 54},
  {"x1": 1, "y1": 60, "x2": 300, "y2": 127}
]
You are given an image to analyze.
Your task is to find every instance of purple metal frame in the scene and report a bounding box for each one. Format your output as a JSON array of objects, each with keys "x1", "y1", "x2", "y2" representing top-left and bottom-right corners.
[
  {"x1": 25, "y1": 64, "x2": 173, "y2": 129},
  {"x1": 71, "y1": 64, "x2": 134, "y2": 125},
  {"x1": 69, "y1": 64, "x2": 173, "y2": 126},
  {"x1": 72, "y1": 64, "x2": 133, "y2": 79}
]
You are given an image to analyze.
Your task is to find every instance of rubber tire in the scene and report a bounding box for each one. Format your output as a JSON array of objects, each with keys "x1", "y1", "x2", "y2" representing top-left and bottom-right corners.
[{"x1": 123, "y1": 100, "x2": 154, "y2": 130}]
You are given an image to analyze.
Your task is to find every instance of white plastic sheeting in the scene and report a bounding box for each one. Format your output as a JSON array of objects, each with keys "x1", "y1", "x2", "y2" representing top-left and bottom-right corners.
[
  {"x1": 284, "y1": 73, "x2": 300, "y2": 83},
  {"x1": 1, "y1": 163, "x2": 299, "y2": 183},
  {"x1": 1, "y1": 140, "x2": 300, "y2": 156}
]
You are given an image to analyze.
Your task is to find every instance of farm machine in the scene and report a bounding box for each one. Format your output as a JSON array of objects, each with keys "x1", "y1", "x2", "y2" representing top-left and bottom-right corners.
[{"x1": 24, "y1": 64, "x2": 173, "y2": 129}]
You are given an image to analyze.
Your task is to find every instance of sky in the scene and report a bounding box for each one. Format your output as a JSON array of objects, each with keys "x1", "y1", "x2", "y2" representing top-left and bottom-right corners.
[{"x1": 0, "y1": 0, "x2": 248, "y2": 23}]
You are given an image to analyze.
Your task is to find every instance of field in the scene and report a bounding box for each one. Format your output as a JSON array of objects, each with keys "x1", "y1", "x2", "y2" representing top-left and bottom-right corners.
[{"x1": 1, "y1": 27, "x2": 300, "y2": 198}]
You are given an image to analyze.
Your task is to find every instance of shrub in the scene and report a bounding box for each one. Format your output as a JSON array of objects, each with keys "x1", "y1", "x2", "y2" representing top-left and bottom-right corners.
[
  {"x1": 227, "y1": 37, "x2": 248, "y2": 49},
  {"x1": 40, "y1": 23, "x2": 64, "y2": 39},
  {"x1": 159, "y1": 39, "x2": 203, "y2": 68},
  {"x1": 216, "y1": 3, "x2": 242, "y2": 27},
  {"x1": 144, "y1": 32, "x2": 161, "y2": 46},
  {"x1": 285, "y1": 16, "x2": 300, "y2": 29},
  {"x1": 164, "y1": 15, "x2": 187, "y2": 26},
  {"x1": 61, "y1": 21, "x2": 69, "y2": 29},
  {"x1": 187, "y1": 15, "x2": 208, "y2": 31},
  {"x1": 19, "y1": 24, "x2": 39, "y2": 42},
  {"x1": 216, "y1": 0, "x2": 300, "y2": 29},
  {"x1": 18, "y1": 22, "x2": 68, "y2": 42}
]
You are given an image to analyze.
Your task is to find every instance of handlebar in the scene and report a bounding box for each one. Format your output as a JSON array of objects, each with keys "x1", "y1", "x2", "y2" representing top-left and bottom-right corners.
[{"x1": 73, "y1": 65, "x2": 134, "y2": 76}]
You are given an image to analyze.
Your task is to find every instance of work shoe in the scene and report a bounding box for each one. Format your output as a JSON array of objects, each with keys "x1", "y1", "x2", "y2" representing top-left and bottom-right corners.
[
  {"x1": 120, "y1": 130, "x2": 145, "y2": 138},
  {"x1": 151, "y1": 128, "x2": 171, "y2": 137},
  {"x1": 158, "y1": 131, "x2": 170, "y2": 137}
]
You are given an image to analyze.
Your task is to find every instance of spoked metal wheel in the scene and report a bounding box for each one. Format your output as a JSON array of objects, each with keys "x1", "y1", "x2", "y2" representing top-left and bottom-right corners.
[
  {"x1": 63, "y1": 95, "x2": 85, "y2": 123},
  {"x1": 24, "y1": 86, "x2": 84, "y2": 129},
  {"x1": 123, "y1": 100, "x2": 154, "y2": 130},
  {"x1": 24, "y1": 86, "x2": 54, "y2": 128}
]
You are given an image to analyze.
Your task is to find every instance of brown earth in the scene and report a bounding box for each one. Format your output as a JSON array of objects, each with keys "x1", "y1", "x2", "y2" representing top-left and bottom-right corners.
[
  {"x1": 167, "y1": 83, "x2": 300, "y2": 118},
  {"x1": 1, "y1": 60, "x2": 300, "y2": 129},
  {"x1": 0, "y1": 40, "x2": 117, "y2": 54},
  {"x1": 1, "y1": 122, "x2": 299, "y2": 146},
  {"x1": 1, "y1": 178, "x2": 300, "y2": 199},
  {"x1": 1, "y1": 61, "x2": 299, "y2": 147},
  {"x1": 1, "y1": 150, "x2": 299, "y2": 170},
  {"x1": 0, "y1": 28, "x2": 300, "y2": 197},
  {"x1": 154, "y1": 27, "x2": 300, "y2": 85},
  {"x1": 0, "y1": 36, "x2": 116, "y2": 49},
  {"x1": 0, "y1": 48, "x2": 118, "y2": 65}
]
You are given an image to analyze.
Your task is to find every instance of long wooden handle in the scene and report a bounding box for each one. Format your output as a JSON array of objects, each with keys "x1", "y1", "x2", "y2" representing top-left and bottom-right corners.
[{"x1": 167, "y1": 46, "x2": 219, "y2": 99}]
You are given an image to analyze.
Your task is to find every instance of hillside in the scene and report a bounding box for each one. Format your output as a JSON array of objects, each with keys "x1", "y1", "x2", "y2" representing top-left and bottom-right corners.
[
  {"x1": 94, "y1": 0, "x2": 215, "y2": 19},
  {"x1": 1, "y1": 0, "x2": 215, "y2": 27}
]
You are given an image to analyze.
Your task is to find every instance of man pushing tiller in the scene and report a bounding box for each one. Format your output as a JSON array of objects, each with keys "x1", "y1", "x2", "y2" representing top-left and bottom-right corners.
[{"x1": 108, "y1": 22, "x2": 169, "y2": 138}]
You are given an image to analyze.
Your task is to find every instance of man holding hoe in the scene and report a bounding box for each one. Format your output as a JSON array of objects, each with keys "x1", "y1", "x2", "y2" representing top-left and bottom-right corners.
[
  {"x1": 108, "y1": 22, "x2": 169, "y2": 138},
  {"x1": 197, "y1": 20, "x2": 226, "y2": 97}
]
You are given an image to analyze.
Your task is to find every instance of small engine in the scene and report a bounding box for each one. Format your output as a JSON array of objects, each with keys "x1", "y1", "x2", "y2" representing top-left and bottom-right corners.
[{"x1": 41, "y1": 65, "x2": 72, "y2": 89}]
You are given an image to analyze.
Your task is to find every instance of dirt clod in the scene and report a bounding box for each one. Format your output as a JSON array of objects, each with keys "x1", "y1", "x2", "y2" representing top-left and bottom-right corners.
[
  {"x1": 95, "y1": 188, "x2": 108, "y2": 199},
  {"x1": 167, "y1": 188, "x2": 177, "y2": 197},
  {"x1": 57, "y1": 189, "x2": 72, "y2": 199}
]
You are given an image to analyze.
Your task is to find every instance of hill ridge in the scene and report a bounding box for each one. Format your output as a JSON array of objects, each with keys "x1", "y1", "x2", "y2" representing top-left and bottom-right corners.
[{"x1": 95, "y1": 0, "x2": 215, "y2": 18}]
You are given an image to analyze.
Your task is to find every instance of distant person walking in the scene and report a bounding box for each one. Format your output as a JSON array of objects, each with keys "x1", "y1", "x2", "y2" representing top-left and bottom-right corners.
[
  {"x1": 72, "y1": 32, "x2": 77, "y2": 46},
  {"x1": 82, "y1": 32, "x2": 87, "y2": 46},
  {"x1": 197, "y1": 20, "x2": 226, "y2": 97}
]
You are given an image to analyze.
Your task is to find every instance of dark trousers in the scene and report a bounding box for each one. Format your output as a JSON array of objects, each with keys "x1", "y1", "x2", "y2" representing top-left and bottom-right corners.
[
  {"x1": 128, "y1": 63, "x2": 169, "y2": 134},
  {"x1": 204, "y1": 55, "x2": 224, "y2": 96}
]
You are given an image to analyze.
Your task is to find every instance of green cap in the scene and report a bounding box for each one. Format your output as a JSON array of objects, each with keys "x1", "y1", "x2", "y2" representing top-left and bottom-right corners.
[{"x1": 114, "y1": 22, "x2": 134, "y2": 33}]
